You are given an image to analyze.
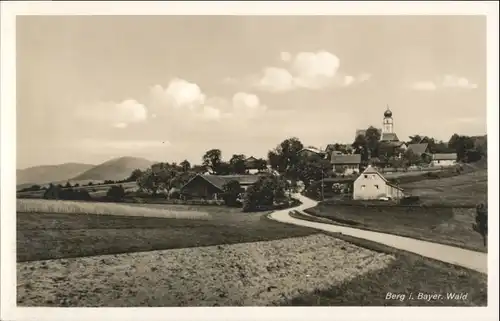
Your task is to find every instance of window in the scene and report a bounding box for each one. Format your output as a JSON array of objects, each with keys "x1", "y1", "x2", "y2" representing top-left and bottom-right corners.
[
  {"x1": 364, "y1": 175, "x2": 368, "y2": 178},
  {"x1": 361, "y1": 185, "x2": 366, "y2": 190},
  {"x1": 375, "y1": 184, "x2": 379, "y2": 189}
]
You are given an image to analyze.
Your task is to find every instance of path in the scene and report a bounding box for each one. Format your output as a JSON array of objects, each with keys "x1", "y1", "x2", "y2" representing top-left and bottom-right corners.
[{"x1": 269, "y1": 194, "x2": 487, "y2": 274}]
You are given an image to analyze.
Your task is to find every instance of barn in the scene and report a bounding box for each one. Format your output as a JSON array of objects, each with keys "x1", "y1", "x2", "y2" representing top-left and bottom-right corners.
[
  {"x1": 353, "y1": 165, "x2": 404, "y2": 200},
  {"x1": 180, "y1": 174, "x2": 261, "y2": 200}
]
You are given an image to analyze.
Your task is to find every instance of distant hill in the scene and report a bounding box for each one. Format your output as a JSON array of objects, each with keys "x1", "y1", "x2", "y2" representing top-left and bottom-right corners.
[
  {"x1": 71, "y1": 156, "x2": 155, "y2": 181},
  {"x1": 16, "y1": 163, "x2": 95, "y2": 187}
]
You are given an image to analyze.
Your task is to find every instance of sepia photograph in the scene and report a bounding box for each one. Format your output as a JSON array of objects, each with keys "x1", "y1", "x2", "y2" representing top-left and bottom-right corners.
[{"x1": 1, "y1": 1, "x2": 498, "y2": 321}]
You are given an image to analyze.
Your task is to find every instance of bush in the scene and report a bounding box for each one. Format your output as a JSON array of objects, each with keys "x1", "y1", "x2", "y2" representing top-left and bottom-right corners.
[
  {"x1": 106, "y1": 185, "x2": 126, "y2": 202},
  {"x1": 222, "y1": 180, "x2": 242, "y2": 207}
]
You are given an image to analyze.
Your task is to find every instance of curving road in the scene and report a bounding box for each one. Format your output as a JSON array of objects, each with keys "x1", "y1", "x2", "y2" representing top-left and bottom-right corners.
[{"x1": 269, "y1": 194, "x2": 487, "y2": 274}]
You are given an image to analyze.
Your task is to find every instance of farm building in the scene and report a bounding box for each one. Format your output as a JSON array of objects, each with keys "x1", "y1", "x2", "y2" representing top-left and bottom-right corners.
[
  {"x1": 353, "y1": 165, "x2": 404, "y2": 200},
  {"x1": 431, "y1": 153, "x2": 458, "y2": 167},
  {"x1": 331, "y1": 154, "x2": 361, "y2": 175},
  {"x1": 180, "y1": 174, "x2": 261, "y2": 200},
  {"x1": 244, "y1": 156, "x2": 266, "y2": 174}
]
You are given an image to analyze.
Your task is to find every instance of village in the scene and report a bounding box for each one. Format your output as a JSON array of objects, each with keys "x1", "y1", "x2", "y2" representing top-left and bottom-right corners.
[{"x1": 178, "y1": 106, "x2": 462, "y2": 204}]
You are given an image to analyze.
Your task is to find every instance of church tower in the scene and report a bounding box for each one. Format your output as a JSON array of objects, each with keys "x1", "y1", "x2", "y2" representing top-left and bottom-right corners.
[{"x1": 382, "y1": 105, "x2": 393, "y2": 134}]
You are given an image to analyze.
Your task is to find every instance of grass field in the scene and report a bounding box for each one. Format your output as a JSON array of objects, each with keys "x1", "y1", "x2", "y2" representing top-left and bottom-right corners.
[
  {"x1": 304, "y1": 205, "x2": 486, "y2": 252},
  {"x1": 17, "y1": 203, "x2": 317, "y2": 262},
  {"x1": 304, "y1": 169, "x2": 488, "y2": 252},
  {"x1": 400, "y1": 169, "x2": 487, "y2": 205}
]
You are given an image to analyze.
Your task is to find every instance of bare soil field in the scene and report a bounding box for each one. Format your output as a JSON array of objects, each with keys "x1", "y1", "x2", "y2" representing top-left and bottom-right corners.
[
  {"x1": 283, "y1": 221, "x2": 487, "y2": 306},
  {"x1": 17, "y1": 204, "x2": 316, "y2": 262},
  {"x1": 17, "y1": 234, "x2": 394, "y2": 307}
]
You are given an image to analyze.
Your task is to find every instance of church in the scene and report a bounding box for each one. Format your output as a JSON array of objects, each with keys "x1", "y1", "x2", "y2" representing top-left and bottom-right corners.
[{"x1": 354, "y1": 106, "x2": 407, "y2": 157}]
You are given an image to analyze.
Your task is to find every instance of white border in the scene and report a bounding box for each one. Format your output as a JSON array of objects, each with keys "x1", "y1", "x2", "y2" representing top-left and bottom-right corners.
[{"x1": 1, "y1": 2, "x2": 498, "y2": 321}]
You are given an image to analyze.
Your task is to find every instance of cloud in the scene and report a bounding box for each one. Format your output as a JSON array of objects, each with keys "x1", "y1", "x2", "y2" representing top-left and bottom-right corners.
[
  {"x1": 248, "y1": 51, "x2": 370, "y2": 92},
  {"x1": 149, "y1": 78, "x2": 268, "y2": 123},
  {"x1": 232, "y1": 92, "x2": 267, "y2": 117},
  {"x1": 150, "y1": 78, "x2": 206, "y2": 109},
  {"x1": 411, "y1": 75, "x2": 477, "y2": 91},
  {"x1": 76, "y1": 99, "x2": 148, "y2": 128},
  {"x1": 256, "y1": 67, "x2": 295, "y2": 92}
]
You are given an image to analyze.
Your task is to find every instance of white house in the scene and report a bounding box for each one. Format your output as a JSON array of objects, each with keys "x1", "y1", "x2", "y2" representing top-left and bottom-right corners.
[
  {"x1": 431, "y1": 153, "x2": 457, "y2": 167},
  {"x1": 353, "y1": 165, "x2": 404, "y2": 200}
]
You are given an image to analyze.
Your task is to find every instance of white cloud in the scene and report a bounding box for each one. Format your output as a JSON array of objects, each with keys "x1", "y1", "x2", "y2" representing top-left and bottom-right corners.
[
  {"x1": 412, "y1": 75, "x2": 477, "y2": 91},
  {"x1": 151, "y1": 78, "x2": 206, "y2": 109},
  {"x1": 257, "y1": 67, "x2": 295, "y2": 92},
  {"x1": 442, "y1": 75, "x2": 478, "y2": 89},
  {"x1": 232, "y1": 92, "x2": 267, "y2": 117},
  {"x1": 251, "y1": 51, "x2": 370, "y2": 92},
  {"x1": 76, "y1": 99, "x2": 148, "y2": 128},
  {"x1": 344, "y1": 75, "x2": 355, "y2": 86}
]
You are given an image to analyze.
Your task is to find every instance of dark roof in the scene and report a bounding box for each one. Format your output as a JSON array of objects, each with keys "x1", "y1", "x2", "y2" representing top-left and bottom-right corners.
[
  {"x1": 380, "y1": 132, "x2": 400, "y2": 142},
  {"x1": 433, "y1": 153, "x2": 457, "y2": 161},
  {"x1": 331, "y1": 154, "x2": 362, "y2": 164},
  {"x1": 182, "y1": 174, "x2": 261, "y2": 192},
  {"x1": 407, "y1": 143, "x2": 429, "y2": 155},
  {"x1": 380, "y1": 141, "x2": 405, "y2": 148}
]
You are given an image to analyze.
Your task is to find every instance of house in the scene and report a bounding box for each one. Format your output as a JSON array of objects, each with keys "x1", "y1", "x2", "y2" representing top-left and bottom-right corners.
[
  {"x1": 331, "y1": 154, "x2": 362, "y2": 175},
  {"x1": 297, "y1": 147, "x2": 326, "y2": 159},
  {"x1": 353, "y1": 165, "x2": 404, "y2": 200},
  {"x1": 431, "y1": 153, "x2": 457, "y2": 167},
  {"x1": 180, "y1": 174, "x2": 261, "y2": 200},
  {"x1": 407, "y1": 143, "x2": 429, "y2": 156},
  {"x1": 244, "y1": 156, "x2": 264, "y2": 174}
]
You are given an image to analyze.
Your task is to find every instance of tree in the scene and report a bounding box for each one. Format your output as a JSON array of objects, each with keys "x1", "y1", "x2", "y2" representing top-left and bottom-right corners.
[
  {"x1": 365, "y1": 126, "x2": 381, "y2": 158},
  {"x1": 65, "y1": 182, "x2": 72, "y2": 188},
  {"x1": 448, "y1": 134, "x2": 475, "y2": 161},
  {"x1": 202, "y1": 149, "x2": 222, "y2": 173},
  {"x1": 229, "y1": 154, "x2": 247, "y2": 174},
  {"x1": 180, "y1": 160, "x2": 191, "y2": 172},
  {"x1": 242, "y1": 175, "x2": 288, "y2": 212},
  {"x1": 222, "y1": 180, "x2": 242, "y2": 207},
  {"x1": 137, "y1": 169, "x2": 162, "y2": 196},
  {"x1": 292, "y1": 154, "x2": 331, "y2": 189},
  {"x1": 473, "y1": 203, "x2": 488, "y2": 247},
  {"x1": 128, "y1": 169, "x2": 143, "y2": 182},
  {"x1": 404, "y1": 149, "x2": 421, "y2": 166},
  {"x1": 267, "y1": 137, "x2": 304, "y2": 174},
  {"x1": 408, "y1": 135, "x2": 424, "y2": 144},
  {"x1": 106, "y1": 185, "x2": 126, "y2": 201},
  {"x1": 254, "y1": 158, "x2": 268, "y2": 171}
]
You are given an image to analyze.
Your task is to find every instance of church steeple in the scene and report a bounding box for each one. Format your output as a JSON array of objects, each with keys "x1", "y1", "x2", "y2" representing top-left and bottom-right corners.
[{"x1": 383, "y1": 105, "x2": 393, "y2": 134}]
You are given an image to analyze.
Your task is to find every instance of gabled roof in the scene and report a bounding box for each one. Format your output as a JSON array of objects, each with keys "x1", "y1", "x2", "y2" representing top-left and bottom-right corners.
[
  {"x1": 433, "y1": 153, "x2": 457, "y2": 161},
  {"x1": 359, "y1": 165, "x2": 404, "y2": 191},
  {"x1": 181, "y1": 174, "x2": 261, "y2": 192},
  {"x1": 380, "y1": 132, "x2": 400, "y2": 142},
  {"x1": 331, "y1": 154, "x2": 362, "y2": 164},
  {"x1": 407, "y1": 143, "x2": 429, "y2": 155},
  {"x1": 298, "y1": 147, "x2": 325, "y2": 155}
]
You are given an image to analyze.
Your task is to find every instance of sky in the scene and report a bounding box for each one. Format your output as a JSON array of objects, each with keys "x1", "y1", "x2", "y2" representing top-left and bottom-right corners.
[{"x1": 16, "y1": 15, "x2": 486, "y2": 169}]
